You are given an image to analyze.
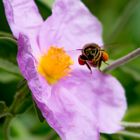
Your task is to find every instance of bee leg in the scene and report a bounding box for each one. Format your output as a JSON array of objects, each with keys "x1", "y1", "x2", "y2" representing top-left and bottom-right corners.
[
  {"x1": 97, "y1": 60, "x2": 102, "y2": 72},
  {"x1": 85, "y1": 62, "x2": 92, "y2": 74}
]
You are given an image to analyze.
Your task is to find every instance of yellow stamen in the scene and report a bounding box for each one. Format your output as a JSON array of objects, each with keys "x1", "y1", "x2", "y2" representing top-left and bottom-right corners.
[{"x1": 37, "y1": 46, "x2": 73, "y2": 84}]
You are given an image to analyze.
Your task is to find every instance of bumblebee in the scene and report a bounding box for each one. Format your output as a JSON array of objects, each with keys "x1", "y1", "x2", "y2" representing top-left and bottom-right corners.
[{"x1": 78, "y1": 43, "x2": 109, "y2": 73}]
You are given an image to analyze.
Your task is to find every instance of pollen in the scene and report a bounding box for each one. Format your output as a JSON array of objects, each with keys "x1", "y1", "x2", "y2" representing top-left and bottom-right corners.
[
  {"x1": 102, "y1": 51, "x2": 109, "y2": 62},
  {"x1": 37, "y1": 47, "x2": 73, "y2": 85}
]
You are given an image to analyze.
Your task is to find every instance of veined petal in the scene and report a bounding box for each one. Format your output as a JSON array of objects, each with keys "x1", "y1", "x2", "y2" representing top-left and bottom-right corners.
[
  {"x1": 43, "y1": 76, "x2": 99, "y2": 140},
  {"x1": 3, "y1": 0, "x2": 43, "y2": 38},
  {"x1": 39, "y1": 0, "x2": 103, "y2": 53},
  {"x1": 96, "y1": 72, "x2": 127, "y2": 133},
  {"x1": 17, "y1": 34, "x2": 99, "y2": 140},
  {"x1": 55, "y1": 70, "x2": 126, "y2": 134},
  {"x1": 50, "y1": 70, "x2": 126, "y2": 136},
  {"x1": 3, "y1": 0, "x2": 43, "y2": 57},
  {"x1": 17, "y1": 34, "x2": 51, "y2": 101}
]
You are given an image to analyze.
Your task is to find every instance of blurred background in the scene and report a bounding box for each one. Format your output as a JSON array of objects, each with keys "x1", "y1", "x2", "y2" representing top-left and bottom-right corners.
[{"x1": 0, "y1": 0, "x2": 140, "y2": 140}]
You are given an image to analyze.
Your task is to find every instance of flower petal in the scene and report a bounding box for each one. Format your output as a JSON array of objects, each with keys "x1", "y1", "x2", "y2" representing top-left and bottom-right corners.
[
  {"x1": 3, "y1": 0, "x2": 43, "y2": 38},
  {"x1": 17, "y1": 34, "x2": 99, "y2": 140},
  {"x1": 53, "y1": 70, "x2": 127, "y2": 135},
  {"x1": 43, "y1": 78, "x2": 99, "y2": 140},
  {"x1": 17, "y1": 34, "x2": 48, "y2": 99},
  {"x1": 96, "y1": 72, "x2": 127, "y2": 133},
  {"x1": 39, "y1": 0, "x2": 103, "y2": 53},
  {"x1": 28, "y1": 67, "x2": 126, "y2": 138},
  {"x1": 3, "y1": 0, "x2": 44, "y2": 57}
]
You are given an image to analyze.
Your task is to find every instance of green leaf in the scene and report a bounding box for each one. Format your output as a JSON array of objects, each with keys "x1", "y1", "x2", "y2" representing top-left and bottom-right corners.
[
  {"x1": 0, "y1": 33, "x2": 17, "y2": 64},
  {"x1": 35, "y1": 0, "x2": 52, "y2": 19},
  {"x1": 0, "y1": 32, "x2": 21, "y2": 83},
  {"x1": 0, "y1": 70, "x2": 20, "y2": 83},
  {"x1": 100, "y1": 136, "x2": 109, "y2": 140},
  {"x1": 124, "y1": 105, "x2": 140, "y2": 122},
  {"x1": 0, "y1": 36, "x2": 17, "y2": 44},
  {"x1": 0, "y1": 58, "x2": 21, "y2": 76},
  {"x1": 36, "y1": 0, "x2": 54, "y2": 8},
  {"x1": 121, "y1": 58, "x2": 140, "y2": 81},
  {"x1": 0, "y1": 1, "x2": 11, "y2": 32}
]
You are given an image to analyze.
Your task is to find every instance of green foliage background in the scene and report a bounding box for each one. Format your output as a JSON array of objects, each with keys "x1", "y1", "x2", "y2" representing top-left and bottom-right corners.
[{"x1": 0, "y1": 0, "x2": 140, "y2": 140}]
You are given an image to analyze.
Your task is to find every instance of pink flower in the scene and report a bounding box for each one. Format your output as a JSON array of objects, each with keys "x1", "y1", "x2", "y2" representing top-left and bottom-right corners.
[{"x1": 3, "y1": 0, "x2": 127, "y2": 139}]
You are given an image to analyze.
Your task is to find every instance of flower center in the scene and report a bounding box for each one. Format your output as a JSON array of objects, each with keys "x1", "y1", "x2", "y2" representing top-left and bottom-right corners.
[{"x1": 37, "y1": 46, "x2": 73, "y2": 84}]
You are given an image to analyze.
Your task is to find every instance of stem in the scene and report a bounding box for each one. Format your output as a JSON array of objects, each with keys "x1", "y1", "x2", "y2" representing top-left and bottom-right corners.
[
  {"x1": 0, "y1": 112, "x2": 12, "y2": 119},
  {"x1": 103, "y1": 48, "x2": 140, "y2": 72},
  {"x1": 3, "y1": 116, "x2": 13, "y2": 140},
  {"x1": 3, "y1": 84, "x2": 29, "y2": 140},
  {"x1": 121, "y1": 121, "x2": 140, "y2": 128},
  {"x1": 117, "y1": 131, "x2": 140, "y2": 138},
  {"x1": 105, "y1": 0, "x2": 139, "y2": 43},
  {"x1": 3, "y1": 99, "x2": 17, "y2": 140},
  {"x1": 0, "y1": 37, "x2": 17, "y2": 44}
]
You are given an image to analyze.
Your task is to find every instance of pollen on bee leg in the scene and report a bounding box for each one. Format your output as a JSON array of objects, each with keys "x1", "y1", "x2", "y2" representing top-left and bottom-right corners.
[
  {"x1": 37, "y1": 47, "x2": 73, "y2": 85},
  {"x1": 102, "y1": 51, "x2": 109, "y2": 62},
  {"x1": 78, "y1": 55, "x2": 86, "y2": 65}
]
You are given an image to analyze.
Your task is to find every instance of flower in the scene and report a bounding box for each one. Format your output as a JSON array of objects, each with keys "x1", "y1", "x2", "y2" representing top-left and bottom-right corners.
[{"x1": 3, "y1": 0, "x2": 127, "y2": 139}]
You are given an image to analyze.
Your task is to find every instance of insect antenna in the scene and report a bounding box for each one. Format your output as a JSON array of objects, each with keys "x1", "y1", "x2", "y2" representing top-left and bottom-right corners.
[{"x1": 66, "y1": 49, "x2": 82, "y2": 53}]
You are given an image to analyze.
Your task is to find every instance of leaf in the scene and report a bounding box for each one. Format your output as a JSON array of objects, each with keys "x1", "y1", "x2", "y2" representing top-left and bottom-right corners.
[
  {"x1": 0, "y1": 33, "x2": 21, "y2": 83},
  {"x1": 0, "y1": 70, "x2": 20, "y2": 83},
  {"x1": 124, "y1": 105, "x2": 140, "y2": 121},
  {"x1": 0, "y1": 45, "x2": 17, "y2": 62},
  {"x1": 36, "y1": 0, "x2": 54, "y2": 8},
  {"x1": 121, "y1": 58, "x2": 140, "y2": 81},
  {"x1": 0, "y1": 36, "x2": 17, "y2": 45},
  {"x1": 0, "y1": 58, "x2": 21, "y2": 76},
  {"x1": 0, "y1": 34, "x2": 17, "y2": 64},
  {"x1": 0, "y1": 0, "x2": 11, "y2": 32},
  {"x1": 35, "y1": 0, "x2": 52, "y2": 19}
]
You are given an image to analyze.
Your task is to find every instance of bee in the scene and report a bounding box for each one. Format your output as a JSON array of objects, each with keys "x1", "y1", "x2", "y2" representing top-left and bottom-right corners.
[{"x1": 78, "y1": 43, "x2": 109, "y2": 73}]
